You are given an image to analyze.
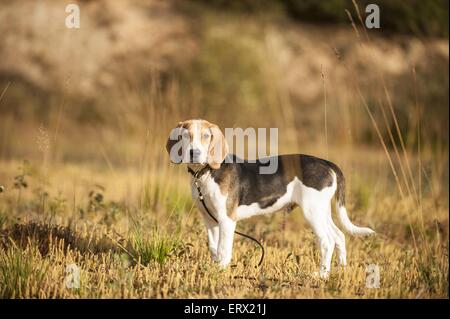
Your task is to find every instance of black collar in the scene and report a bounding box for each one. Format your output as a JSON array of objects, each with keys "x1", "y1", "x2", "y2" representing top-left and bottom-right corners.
[{"x1": 187, "y1": 165, "x2": 211, "y2": 179}]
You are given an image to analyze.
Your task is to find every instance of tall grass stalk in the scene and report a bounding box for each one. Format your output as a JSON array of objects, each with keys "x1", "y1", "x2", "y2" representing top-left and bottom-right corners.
[
  {"x1": 321, "y1": 65, "x2": 329, "y2": 159},
  {"x1": 351, "y1": 0, "x2": 420, "y2": 206},
  {"x1": 352, "y1": 1, "x2": 439, "y2": 257},
  {"x1": 345, "y1": 5, "x2": 421, "y2": 254}
]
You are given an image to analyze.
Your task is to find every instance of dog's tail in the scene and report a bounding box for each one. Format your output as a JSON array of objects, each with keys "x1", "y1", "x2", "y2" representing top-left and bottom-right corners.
[{"x1": 327, "y1": 161, "x2": 375, "y2": 236}]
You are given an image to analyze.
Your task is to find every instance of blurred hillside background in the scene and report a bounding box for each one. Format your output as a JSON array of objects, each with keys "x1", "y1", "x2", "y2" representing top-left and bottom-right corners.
[
  {"x1": 0, "y1": 0, "x2": 448, "y2": 164},
  {"x1": 0, "y1": 0, "x2": 448, "y2": 298}
]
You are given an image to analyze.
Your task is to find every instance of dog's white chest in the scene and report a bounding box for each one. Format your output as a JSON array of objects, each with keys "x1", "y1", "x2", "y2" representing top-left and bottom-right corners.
[{"x1": 190, "y1": 176, "x2": 228, "y2": 220}]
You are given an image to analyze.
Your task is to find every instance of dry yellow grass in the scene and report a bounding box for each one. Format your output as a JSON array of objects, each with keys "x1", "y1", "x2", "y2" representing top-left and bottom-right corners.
[
  {"x1": 0, "y1": 142, "x2": 447, "y2": 298},
  {"x1": 0, "y1": 0, "x2": 447, "y2": 299}
]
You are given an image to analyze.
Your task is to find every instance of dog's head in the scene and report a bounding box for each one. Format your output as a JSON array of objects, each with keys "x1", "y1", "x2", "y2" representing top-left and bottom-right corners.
[{"x1": 166, "y1": 119, "x2": 228, "y2": 169}]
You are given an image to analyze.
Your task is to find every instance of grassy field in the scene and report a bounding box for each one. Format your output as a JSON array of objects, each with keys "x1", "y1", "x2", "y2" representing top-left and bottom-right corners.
[
  {"x1": 0, "y1": 143, "x2": 447, "y2": 298},
  {"x1": 0, "y1": 0, "x2": 448, "y2": 299}
]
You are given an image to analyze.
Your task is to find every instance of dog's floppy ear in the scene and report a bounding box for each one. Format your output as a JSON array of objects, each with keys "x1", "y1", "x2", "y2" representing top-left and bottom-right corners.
[
  {"x1": 166, "y1": 122, "x2": 184, "y2": 164},
  {"x1": 207, "y1": 124, "x2": 228, "y2": 170}
]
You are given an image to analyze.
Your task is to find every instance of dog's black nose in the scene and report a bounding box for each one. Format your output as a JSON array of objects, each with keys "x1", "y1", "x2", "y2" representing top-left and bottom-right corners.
[{"x1": 189, "y1": 149, "x2": 201, "y2": 160}]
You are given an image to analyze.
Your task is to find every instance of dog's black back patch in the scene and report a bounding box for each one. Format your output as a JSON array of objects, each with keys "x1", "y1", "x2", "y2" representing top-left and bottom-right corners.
[
  {"x1": 299, "y1": 154, "x2": 334, "y2": 190},
  {"x1": 211, "y1": 154, "x2": 342, "y2": 208}
]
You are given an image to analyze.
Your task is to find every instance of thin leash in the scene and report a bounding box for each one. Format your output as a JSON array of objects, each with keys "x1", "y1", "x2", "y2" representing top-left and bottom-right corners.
[{"x1": 188, "y1": 166, "x2": 265, "y2": 268}]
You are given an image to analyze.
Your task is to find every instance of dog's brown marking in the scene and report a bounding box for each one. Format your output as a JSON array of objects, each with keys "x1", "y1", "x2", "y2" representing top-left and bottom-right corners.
[
  {"x1": 166, "y1": 120, "x2": 194, "y2": 159},
  {"x1": 211, "y1": 163, "x2": 239, "y2": 220},
  {"x1": 203, "y1": 121, "x2": 228, "y2": 170},
  {"x1": 227, "y1": 201, "x2": 238, "y2": 221},
  {"x1": 280, "y1": 155, "x2": 302, "y2": 183}
]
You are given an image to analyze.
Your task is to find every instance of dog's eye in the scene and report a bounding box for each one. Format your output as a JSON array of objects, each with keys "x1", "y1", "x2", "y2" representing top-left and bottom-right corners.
[{"x1": 203, "y1": 132, "x2": 211, "y2": 139}]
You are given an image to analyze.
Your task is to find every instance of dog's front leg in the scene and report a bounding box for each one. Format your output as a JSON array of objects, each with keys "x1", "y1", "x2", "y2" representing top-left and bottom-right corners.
[
  {"x1": 202, "y1": 214, "x2": 219, "y2": 261},
  {"x1": 216, "y1": 215, "x2": 236, "y2": 268}
]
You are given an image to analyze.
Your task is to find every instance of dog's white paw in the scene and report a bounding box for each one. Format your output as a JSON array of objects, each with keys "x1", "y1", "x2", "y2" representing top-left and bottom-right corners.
[
  {"x1": 214, "y1": 256, "x2": 231, "y2": 269},
  {"x1": 312, "y1": 270, "x2": 330, "y2": 280}
]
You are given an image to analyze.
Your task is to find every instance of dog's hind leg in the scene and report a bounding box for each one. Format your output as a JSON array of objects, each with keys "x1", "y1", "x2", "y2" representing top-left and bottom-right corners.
[
  {"x1": 302, "y1": 203, "x2": 335, "y2": 279},
  {"x1": 292, "y1": 180, "x2": 335, "y2": 278},
  {"x1": 326, "y1": 205, "x2": 347, "y2": 266}
]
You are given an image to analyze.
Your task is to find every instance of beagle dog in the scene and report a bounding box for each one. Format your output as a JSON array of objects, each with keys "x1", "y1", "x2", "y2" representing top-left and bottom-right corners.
[{"x1": 166, "y1": 119, "x2": 375, "y2": 278}]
